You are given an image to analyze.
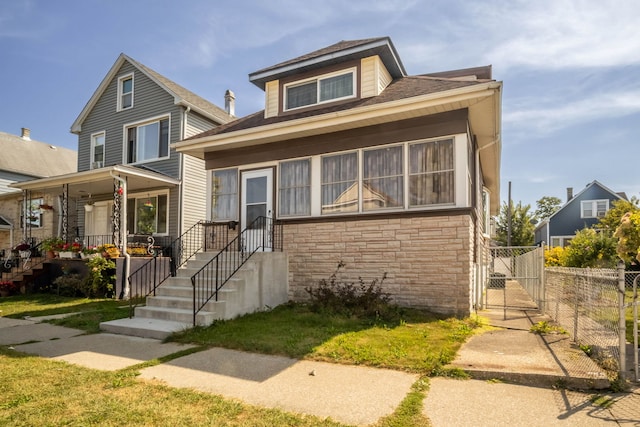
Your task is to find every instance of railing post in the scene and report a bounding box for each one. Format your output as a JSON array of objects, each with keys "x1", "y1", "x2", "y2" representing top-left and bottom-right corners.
[
  {"x1": 573, "y1": 272, "x2": 580, "y2": 343},
  {"x1": 617, "y1": 260, "x2": 627, "y2": 380}
]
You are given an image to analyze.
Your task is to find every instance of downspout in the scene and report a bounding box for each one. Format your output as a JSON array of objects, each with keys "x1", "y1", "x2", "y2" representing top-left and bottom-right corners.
[{"x1": 110, "y1": 171, "x2": 131, "y2": 299}]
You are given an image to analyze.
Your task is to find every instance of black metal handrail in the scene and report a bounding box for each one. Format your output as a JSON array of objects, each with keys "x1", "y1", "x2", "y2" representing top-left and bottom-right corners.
[
  {"x1": 1, "y1": 240, "x2": 46, "y2": 287},
  {"x1": 127, "y1": 221, "x2": 208, "y2": 317},
  {"x1": 190, "y1": 216, "x2": 282, "y2": 326}
]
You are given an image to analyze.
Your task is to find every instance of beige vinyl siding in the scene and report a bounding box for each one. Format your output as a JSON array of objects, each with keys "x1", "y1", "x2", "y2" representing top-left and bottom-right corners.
[
  {"x1": 185, "y1": 111, "x2": 217, "y2": 138},
  {"x1": 264, "y1": 80, "x2": 279, "y2": 118},
  {"x1": 181, "y1": 154, "x2": 207, "y2": 231},
  {"x1": 360, "y1": 55, "x2": 392, "y2": 98}
]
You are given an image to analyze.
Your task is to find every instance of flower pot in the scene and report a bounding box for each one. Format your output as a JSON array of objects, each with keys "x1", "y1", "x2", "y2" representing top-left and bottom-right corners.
[{"x1": 59, "y1": 251, "x2": 74, "y2": 259}]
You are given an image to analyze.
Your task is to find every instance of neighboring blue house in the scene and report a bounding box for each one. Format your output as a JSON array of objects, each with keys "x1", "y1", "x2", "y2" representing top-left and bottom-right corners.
[{"x1": 535, "y1": 180, "x2": 627, "y2": 247}]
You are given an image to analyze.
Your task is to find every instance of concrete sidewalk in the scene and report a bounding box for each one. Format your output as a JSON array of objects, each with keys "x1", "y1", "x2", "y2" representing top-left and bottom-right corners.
[{"x1": 1, "y1": 308, "x2": 639, "y2": 426}]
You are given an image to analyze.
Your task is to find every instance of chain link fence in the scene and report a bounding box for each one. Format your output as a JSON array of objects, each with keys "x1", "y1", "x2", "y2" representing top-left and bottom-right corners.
[{"x1": 544, "y1": 267, "x2": 639, "y2": 380}]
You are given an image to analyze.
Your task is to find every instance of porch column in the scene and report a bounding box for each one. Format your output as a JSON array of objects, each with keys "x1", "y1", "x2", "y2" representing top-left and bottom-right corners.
[
  {"x1": 112, "y1": 179, "x2": 122, "y2": 247},
  {"x1": 61, "y1": 184, "x2": 69, "y2": 242}
]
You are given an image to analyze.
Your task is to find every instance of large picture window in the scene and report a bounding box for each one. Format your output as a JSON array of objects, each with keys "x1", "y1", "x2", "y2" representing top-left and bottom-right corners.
[
  {"x1": 363, "y1": 145, "x2": 404, "y2": 210},
  {"x1": 409, "y1": 139, "x2": 454, "y2": 206},
  {"x1": 126, "y1": 117, "x2": 169, "y2": 163},
  {"x1": 321, "y1": 152, "x2": 358, "y2": 214},
  {"x1": 211, "y1": 169, "x2": 238, "y2": 221},
  {"x1": 279, "y1": 159, "x2": 310, "y2": 216},
  {"x1": 127, "y1": 193, "x2": 168, "y2": 235},
  {"x1": 285, "y1": 69, "x2": 355, "y2": 110}
]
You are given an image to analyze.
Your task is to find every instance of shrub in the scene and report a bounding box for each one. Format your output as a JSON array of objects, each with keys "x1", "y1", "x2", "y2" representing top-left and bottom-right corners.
[
  {"x1": 53, "y1": 274, "x2": 85, "y2": 297},
  {"x1": 544, "y1": 246, "x2": 566, "y2": 267},
  {"x1": 305, "y1": 261, "x2": 393, "y2": 319},
  {"x1": 85, "y1": 256, "x2": 116, "y2": 298},
  {"x1": 562, "y1": 228, "x2": 617, "y2": 268}
]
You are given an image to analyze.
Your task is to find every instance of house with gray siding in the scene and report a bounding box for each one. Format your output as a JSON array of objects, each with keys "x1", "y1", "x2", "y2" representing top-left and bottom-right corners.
[
  {"x1": 12, "y1": 54, "x2": 233, "y2": 250},
  {"x1": 0, "y1": 128, "x2": 76, "y2": 252},
  {"x1": 534, "y1": 181, "x2": 626, "y2": 247}
]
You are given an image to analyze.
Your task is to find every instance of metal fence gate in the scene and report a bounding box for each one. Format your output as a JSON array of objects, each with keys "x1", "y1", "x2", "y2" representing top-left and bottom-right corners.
[{"x1": 484, "y1": 246, "x2": 545, "y2": 312}]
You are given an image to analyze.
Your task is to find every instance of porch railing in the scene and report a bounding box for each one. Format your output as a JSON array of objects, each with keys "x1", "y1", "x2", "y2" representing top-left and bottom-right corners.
[
  {"x1": 190, "y1": 216, "x2": 283, "y2": 326},
  {"x1": 1, "y1": 239, "x2": 46, "y2": 288},
  {"x1": 127, "y1": 221, "x2": 209, "y2": 316}
]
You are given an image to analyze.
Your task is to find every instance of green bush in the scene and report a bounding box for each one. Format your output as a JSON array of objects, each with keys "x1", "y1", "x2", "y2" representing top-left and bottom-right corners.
[
  {"x1": 53, "y1": 274, "x2": 85, "y2": 297},
  {"x1": 305, "y1": 261, "x2": 393, "y2": 319},
  {"x1": 84, "y1": 256, "x2": 116, "y2": 298},
  {"x1": 562, "y1": 228, "x2": 617, "y2": 268}
]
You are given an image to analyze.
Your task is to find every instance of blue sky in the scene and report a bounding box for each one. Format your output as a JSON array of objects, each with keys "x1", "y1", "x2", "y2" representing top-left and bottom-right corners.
[{"x1": 1, "y1": 0, "x2": 639, "y2": 210}]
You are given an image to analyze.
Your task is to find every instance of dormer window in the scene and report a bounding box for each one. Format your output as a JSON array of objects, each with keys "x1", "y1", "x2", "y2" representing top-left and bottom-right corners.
[
  {"x1": 118, "y1": 73, "x2": 134, "y2": 111},
  {"x1": 284, "y1": 68, "x2": 355, "y2": 111}
]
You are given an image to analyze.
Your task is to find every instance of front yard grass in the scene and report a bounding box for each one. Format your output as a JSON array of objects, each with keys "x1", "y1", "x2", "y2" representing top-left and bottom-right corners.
[{"x1": 1, "y1": 295, "x2": 486, "y2": 426}]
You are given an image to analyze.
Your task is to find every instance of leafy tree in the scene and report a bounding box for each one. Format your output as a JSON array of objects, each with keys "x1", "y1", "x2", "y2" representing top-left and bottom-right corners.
[
  {"x1": 495, "y1": 201, "x2": 535, "y2": 246},
  {"x1": 614, "y1": 211, "x2": 640, "y2": 267},
  {"x1": 562, "y1": 228, "x2": 618, "y2": 268},
  {"x1": 534, "y1": 196, "x2": 562, "y2": 221},
  {"x1": 596, "y1": 197, "x2": 639, "y2": 233}
]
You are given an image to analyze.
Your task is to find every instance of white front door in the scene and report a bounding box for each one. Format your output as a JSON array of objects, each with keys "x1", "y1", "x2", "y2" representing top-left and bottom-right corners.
[{"x1": 241, "y1": 168, "x2": 273, "y2": 252}]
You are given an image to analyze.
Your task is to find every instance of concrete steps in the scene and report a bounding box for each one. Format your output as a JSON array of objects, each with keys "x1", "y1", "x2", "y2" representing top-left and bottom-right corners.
[{"x1": 100, "y1": 251, "x2": 289, "y2": 339}]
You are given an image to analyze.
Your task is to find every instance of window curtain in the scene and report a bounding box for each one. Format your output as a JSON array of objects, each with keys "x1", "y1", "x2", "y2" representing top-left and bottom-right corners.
[
  {"x1": 409, "y1": 139, "x2": 454, "y2": 205},
  {"x1": 279, "y1": 159, "x2": 310, "y2": 216},
  {"x1": 363, "y1": 146, "x2": 403, "y2": 210},
  {"x1": 287, "y1": 81, "x2": 317, "y2": 109},
  {"x1": 211, "y1": 169, "x2": 238, "y2": 220},
  {"x1": 321, "y1": 152, "x2": 358, "y2": 214},
  {"x1": 320, "y1": 73, "x2": 353, "y2": 102}
]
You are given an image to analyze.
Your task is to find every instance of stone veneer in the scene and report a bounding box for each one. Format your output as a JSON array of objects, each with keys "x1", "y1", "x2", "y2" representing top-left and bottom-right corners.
[{"x1": 282, "y1": 212, "x2": 475, "y2": 316}]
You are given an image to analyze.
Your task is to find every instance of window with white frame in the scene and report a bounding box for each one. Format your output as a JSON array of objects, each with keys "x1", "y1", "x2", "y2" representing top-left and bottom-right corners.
[
  {"x1": 581, "y1": 199, "x2": 609, "y2": 218},
  {"x1": 126, "y1": 192, "x2": 168, "y2": 235},
  {"x1": 211, "y1": 169, "x2": 238, "y2": 221},
  {"x1": 279, "y1": 159, "x2": 311, "y2": 216},
  {"x1": 285, "y1": 69, "x2": 355, "y2": 111},
  {"x1": 125, "y1": 117, "x2": 169, "y2": 163},
  {"x1": 321, "y1": 152, "x2": 358, "y2": 214},
  {"x1": 362, "y1": 145, "x2": 404, "y2": 210},
  {"x1": 118, "y1": 74, "x2": 133, "y2": 111},
  {"x1": 21, "y1": 198, "x2": 43, "y2": 229},
  {"x1": 91, "y1": 132, "x2": 105, "y2": 169},
  {"x1": 409, "y1": 139, "x2": 455, "y2": 206}
]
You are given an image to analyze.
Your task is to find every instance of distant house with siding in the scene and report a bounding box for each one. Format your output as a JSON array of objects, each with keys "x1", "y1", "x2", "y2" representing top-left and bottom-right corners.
[
  {"x1": 534, "y1": 180, "x2": 626, "y2": 247},
  {"x1": 0, "y1": 128, "x2": 77, "y2": 251}
]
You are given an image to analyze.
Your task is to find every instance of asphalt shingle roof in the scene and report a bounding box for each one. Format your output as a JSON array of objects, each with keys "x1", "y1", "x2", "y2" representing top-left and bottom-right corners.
[{"x1": 0, "y1": 131, "x2": 77, "y2": 178}]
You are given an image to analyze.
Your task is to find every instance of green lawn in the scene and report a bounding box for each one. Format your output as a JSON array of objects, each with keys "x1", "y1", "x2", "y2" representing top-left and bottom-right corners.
[{"x1": 0, "y1": 295, "x2": 485, "y2": 426}]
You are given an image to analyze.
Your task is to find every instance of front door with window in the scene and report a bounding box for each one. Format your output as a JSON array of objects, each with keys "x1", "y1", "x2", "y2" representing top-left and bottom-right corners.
[{"x1": 241, "y1": 169, "x2": 273, "y2": 252}]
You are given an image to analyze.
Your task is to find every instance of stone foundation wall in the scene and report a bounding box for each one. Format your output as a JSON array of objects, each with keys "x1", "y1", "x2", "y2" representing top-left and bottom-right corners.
[{"x1": 282, "y1": 213, "x2": 474, "y2": 316}]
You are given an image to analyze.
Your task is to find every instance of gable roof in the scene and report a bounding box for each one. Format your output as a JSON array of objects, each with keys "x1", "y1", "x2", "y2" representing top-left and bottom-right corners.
[
  {"x1": 535, "y1": 180, "x2": 626, "y2": 230},
  {"x1": 249, "y1": 37, "x2": 406, "y2": 90},
  {"x1": 71, "y1": 54, "x2": 233, "y2": 134},
  {"x1": 0, "y1": 131, "x2": 77, "y2": 179}
]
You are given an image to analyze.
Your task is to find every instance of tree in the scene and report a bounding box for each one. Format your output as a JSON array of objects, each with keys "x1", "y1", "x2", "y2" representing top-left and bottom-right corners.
[
  {"x1": 596, "y1": 196, "x2": 639, "y2": 233},
  {"x1": 534, "y1": 196, "x2": 562, "y2": 222},
  {"x1": 562, "y1": 228, "x2": 618, "y2": 268},
  {"x1": 614, "y1": 211, "x2": 640, "y2": 267},
  {"x1": 494, "y1": 201, "x2": 535, "y2": 246}
]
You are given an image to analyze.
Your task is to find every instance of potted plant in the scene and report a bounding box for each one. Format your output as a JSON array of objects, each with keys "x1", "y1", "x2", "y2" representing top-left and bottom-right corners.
[
  {"x1": 0, "y1": 280, "x2": 17, "y2": 297},
  {"x1": 98, "y1": 244, "x2": 120, "y2": 259},
  {"x1": 14, "y1": 242, "x2": 31, "y2": 260},
  {"x1": 81, "y1": 245, "x2": 100, "y2": 260},
  {"x1": 41, "y1": 237, "x2": 64, "y2": 258},
  {"x1": 58, "y1": 243, "x2": 77, "y2": 259}
]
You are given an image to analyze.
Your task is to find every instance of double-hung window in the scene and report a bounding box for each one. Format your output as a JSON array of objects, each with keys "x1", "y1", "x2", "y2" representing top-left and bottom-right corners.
[
  {"x1": 321, "y1": 152, "x2": 358, "y2": 214},
  {"x1": 279, "y1": 159, "x2": 311, "y2": 216},
  {"x1": 126, "y1": 117, "x2": 169, "y2": 163},
  {"x1": 91, "y1": 132, "x2": 105, "y2": 169},
  {"x1": 118, "y1": 74, "x2": 133, "y2": 111},
  {"x1": 127, "y1": 193, "x2": 168, "y2": 235},
  {"x1": 211, "y1": 169, "x2": 238, "y2": 221},
  {"x1": 409, "y1": 139, "x2": 455, "y2": 206},
  {"x1": 285, "y1": 69, "x2": 355, "y2": 110},
  {"x1": 581, "y1": 200, "x2": 609, "y2": 218},
  {"x1": 362, "y1": 145, "x2": 404, "y2": 210}
]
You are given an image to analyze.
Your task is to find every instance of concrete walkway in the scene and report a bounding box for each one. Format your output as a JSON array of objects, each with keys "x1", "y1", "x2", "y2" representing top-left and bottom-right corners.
[{"x1": 1, "y1": 308, "x2": 639, "y2": 426}]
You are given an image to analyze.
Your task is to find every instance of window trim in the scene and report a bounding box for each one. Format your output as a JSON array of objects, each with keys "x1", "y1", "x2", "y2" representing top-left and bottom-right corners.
[
  {"x1": 580, "y1": 199, "x2": 609, "y2": 218},
  {"x1": 117, "y1": 73, "x2": 134, "y2": 112},
  {"x1": 283, "y1": 67, "x2": 357, "y2": 112},
  {"x1": 90, "y1": 131, "x2": 105, "y2": 169},
  {"x1": 127, "y1": 189, "x2": 170, "y2": 236},
  {"x1": 123, "y1": 114, "x2": 171, "y2": 165}
]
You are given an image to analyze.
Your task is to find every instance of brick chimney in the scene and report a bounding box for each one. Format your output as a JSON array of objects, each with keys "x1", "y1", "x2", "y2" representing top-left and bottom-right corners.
[
  {"x1": 224, "y1": 90, "x2": 235, "y2": 116},
  {"x1": 21, "y1": 127, "x2": 31, "y2": 141},
  {"x1": 567, "y1": 187, "x2": 573, "y2": 202}
]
